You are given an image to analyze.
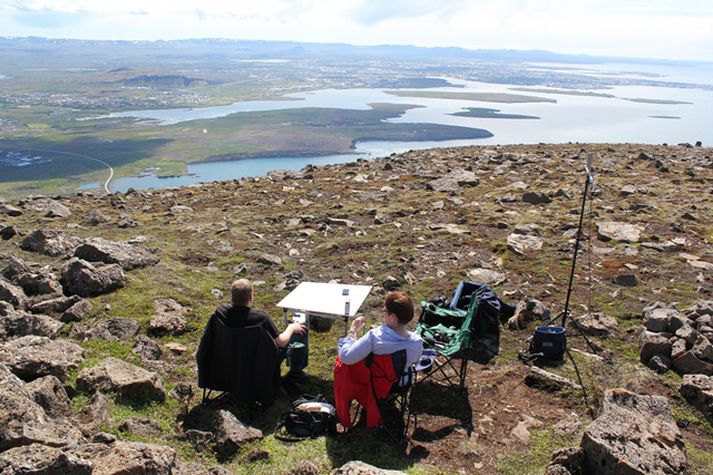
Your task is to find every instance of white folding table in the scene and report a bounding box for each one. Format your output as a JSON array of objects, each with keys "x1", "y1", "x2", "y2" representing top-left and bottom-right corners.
[{"x1": 277, "y1": 282, "x2": 373, "y2": 336}]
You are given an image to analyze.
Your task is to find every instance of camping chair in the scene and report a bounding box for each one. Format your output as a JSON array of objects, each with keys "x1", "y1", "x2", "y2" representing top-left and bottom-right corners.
[
  {"x1": 333, "y1": 349, "x2": 416, "y2": 441},
  {"x1": 197, "y1": 317, "x2": 280, "y2": 407},
  {"x1": 415, "y1": 281, "x2": 502, "y2": 392}
]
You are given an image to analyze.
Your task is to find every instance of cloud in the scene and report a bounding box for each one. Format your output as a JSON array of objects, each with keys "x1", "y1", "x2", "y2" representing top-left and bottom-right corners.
[
  {"x1": 346, "y1": 0, "x2": 468, "y2": 25},
  {"x1": 11, "y1": 9, "x2": 87, "y2": 29},
  {"x1": 0, "y1": 0, "x2": 711, "y2": 60}
]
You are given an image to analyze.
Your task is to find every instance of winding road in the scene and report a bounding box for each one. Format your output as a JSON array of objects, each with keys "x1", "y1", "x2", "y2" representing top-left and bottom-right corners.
[{"x1": 0, "y1": 146, "x2": 114, "y2": 194}]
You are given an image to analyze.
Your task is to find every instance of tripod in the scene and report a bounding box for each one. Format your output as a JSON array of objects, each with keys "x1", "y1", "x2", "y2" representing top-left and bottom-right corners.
[
  {"x1": 537, "y1": 153, "x2": 600, "y2": 355},
  {"x1": 547, "y1": 152, "x2": 600, "y2": 355}
]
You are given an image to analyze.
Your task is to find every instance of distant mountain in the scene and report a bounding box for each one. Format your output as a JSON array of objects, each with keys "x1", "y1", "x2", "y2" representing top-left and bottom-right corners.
[
  {"x1": 0, "y1": 36, "x2": 707, "y2": 67},
  {"x1": 116, "y1": 75, "x2": 208, "y2": 88}
]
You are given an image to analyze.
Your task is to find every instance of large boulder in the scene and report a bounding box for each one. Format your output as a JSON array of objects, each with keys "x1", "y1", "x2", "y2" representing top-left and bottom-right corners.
[
  {"x1": 522, "y1": 191, "x2": 552, "y2": 204},
  {"x1": 0, "y1": 364, "x2": 83, "y2": 450},
  {"x1": 692, "y1": 334, "x2": 713, "y2": 362},
  {"x1": 25, "y1": 375, "x2": 72, "y2": 418},
  {"x1": 28, "y1": 198, "x2": 72, "y2": 218},
  {"x1": 680, "y1": 374, "x2": 713, "y2": 422},
  {"x1": 73, "y1": 391, "x2": 109, "y2": 437},
  {"x1": 0, "y1": 252, "x2": 32, "y2": 278},
  {"x1": 596, "y1": 221, "x2": 644, "y2": 243},
  {"x1": 574, "y1": 313, "x2": 618, "y2": 337},
  {"x1": 0, "y1": 224, "x2": 20, "y2": 240},
  {"x1": 83, "y1": 318, "x2": 139, "y2": 341},
  {"x1": 644, "y1": 308, "x2": 680, "y2": 333},
  {"x1": 0, "y1": 336, "x2": 84, "y2": 381},
  {"x1": 69, "y1": 441, "x2": 178, "y2": 475},
  {"x1": 13, "y1": 270, "x2": 63, "y2": 296},
  {"x1": 84, "y1": 210, "x2": 110, "y2": 226},
  {"x1": 672, "y1": 351, "x2": 713, "y2": 375},
  {"x1": 76, "y1": 357, "x2": 165, "y2": 402},
  {"x1": 332, "y1": 461, "x2": 406, "y2": 475},
  {"x1": 60, "y1": 258, "x2": 126, "y2": 297},
  {"x1": 581, "y1": 388, "x2": 686, "y2": 475},
  {"x1": 74, "y1": 237, "x2": 160, "y2": 270},
  {"x1": 0, "y1": 277, "x2": 27, "y2": 309},
  {"x1": 639, "y1": 330, "x2": 673, "y2": 365},
  {"x1": 0, "y1": 443, "x2": 93, "y2": 474},
  {"x1": 0, "y1": 203, "x2": 23, "y2": 216},
  {"x1": 133, "y1": 335, "x2": 163, "y2": 360},
  {"x1": 149, "y1": 299, "x2": 189, "y2": 336},
  {"x1": 212, "y1": 409, "x2": 263, "y2": 457},
  {"x1": 1, "y1": 310, "x2": 64, "y2": 339},
  {"x1": 19, "y1": 230, "x2": 82, "y2": 257},
  {"x1": 30, "y1": 294, "x2": 84, "y2": 317},
  {"x1": 466, "y1": 268, "x2": 507, "y2": 286},
  {"x1": 507, "y1": 233, "x2": 543, "y2": 256},
  {"x1": 60, "y1": 298, "x2": 92, "y2": 322},
  {"x1": 426, "y1": 169, "x2": 479, "y2": 192},
  {"x1": 507, "y1": 298, "x2": 550, "y2": 330},
  {"x1": 118, "y1": 417, "x2": 162, "y2": 437}
]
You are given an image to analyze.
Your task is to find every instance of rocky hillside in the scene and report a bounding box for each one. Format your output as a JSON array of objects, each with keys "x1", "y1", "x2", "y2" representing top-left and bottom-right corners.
[{"x1": 0, "y1": 143, "x2": 712, "y2": 474}]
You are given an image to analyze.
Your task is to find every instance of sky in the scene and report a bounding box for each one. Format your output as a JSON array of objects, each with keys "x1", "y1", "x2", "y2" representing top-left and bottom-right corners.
[{"x1": 1, "y1": 1, "x2": 712, "y2": 61}]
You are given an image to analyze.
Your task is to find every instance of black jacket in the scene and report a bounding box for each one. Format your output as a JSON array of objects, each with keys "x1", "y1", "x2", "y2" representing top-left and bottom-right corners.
[{"x1": 196, "y1": 306, "x2": 279, "y2": 405}]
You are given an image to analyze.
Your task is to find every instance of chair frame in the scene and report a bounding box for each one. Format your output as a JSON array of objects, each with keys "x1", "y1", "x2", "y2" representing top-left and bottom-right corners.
[
  {"x1": 364, "y1": 351, "x2": 417, "y2": 442},
  {"x1": 415, "y1": 299, "x2": 477, "y2": 393}
]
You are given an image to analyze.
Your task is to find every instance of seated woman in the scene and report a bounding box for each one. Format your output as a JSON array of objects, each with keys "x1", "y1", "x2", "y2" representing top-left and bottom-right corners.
[{"x1": 333, "y1": 291, "x2": 423, "y2": 429}]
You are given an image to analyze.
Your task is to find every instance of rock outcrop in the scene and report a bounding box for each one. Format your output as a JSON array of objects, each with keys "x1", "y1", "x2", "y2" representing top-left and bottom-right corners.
[
  {"x1": 0, "y1": 443, "x2": 93, "y2": 474},
  {"x1": 0, "y1": 336, "x2": 84, "y2": 381},
  {"x1": 74, "y1": 237, "x2": 160, "y2": 270},
  {"x1": 0, "y1": 364, "x2": 83, "y2": 450},
  {"x1": 76, "y1": 357, "x2": 165, "y2": 402},
  {"x1": 60, "y1": 258, "x2": 126, "y2": 297},
  {"x1": 596, "y1": 221, "x2": 644, "y2": 243},
  {"x1": 639, "y1": 300, "x2": 713, "y2": 375},
  {"x1": 149, "y1": 298, "x2": 189, "y2": 336},
  {"x1": 19, "y1": 230, "x2": 82, "y2": 257},
  {"x1": 580, "y1": 388, "x2": 686, "y2": 475},
  {"x1": 680, "y1": 374, "x2": 713, "y2": 423}
]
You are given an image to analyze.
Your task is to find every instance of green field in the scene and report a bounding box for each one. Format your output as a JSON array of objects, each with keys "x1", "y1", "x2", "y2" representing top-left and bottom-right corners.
[
  {"x1": 450, "y1": 107, "x2": 540, "y2": 119},
  {"x1": 0, "y1": 103, "x2": 492, "y2": 198}
]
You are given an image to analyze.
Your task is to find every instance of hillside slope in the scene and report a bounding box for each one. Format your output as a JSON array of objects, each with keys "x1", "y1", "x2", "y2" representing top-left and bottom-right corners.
[{"x1": 0, "y1": 143, "x2": 712, "y2": 474}]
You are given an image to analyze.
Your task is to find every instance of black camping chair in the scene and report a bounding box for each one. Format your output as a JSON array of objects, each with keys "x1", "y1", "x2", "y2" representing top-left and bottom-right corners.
[
  {"x1": 196, "y1": 315, "x2": 279, "y2": 407},
  {"x1": 364, "y1": 350, "x2": 417, "y2": 441}
]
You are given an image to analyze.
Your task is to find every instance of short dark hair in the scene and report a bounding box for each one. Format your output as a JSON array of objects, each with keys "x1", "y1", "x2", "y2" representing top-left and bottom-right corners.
[
  {"x1": 231, "y1": 279, "x2": 252, "y2": 306},
  {"x1": 385, "y1": 291, "x2": 414, "y2": 325}
]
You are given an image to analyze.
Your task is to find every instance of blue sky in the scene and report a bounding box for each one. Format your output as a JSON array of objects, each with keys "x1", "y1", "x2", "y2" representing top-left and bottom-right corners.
[{"x1": 1, "y1": 1, "x2": 712, "y2": 61}]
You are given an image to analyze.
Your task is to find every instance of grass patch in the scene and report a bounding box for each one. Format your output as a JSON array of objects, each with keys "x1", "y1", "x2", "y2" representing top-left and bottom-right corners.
[
  {"x1": 495, "y1": 425, "x2": 582, "y2": 475},
  {"x1": 688, "y1": 444, "x2": 713, "y2": 475}
]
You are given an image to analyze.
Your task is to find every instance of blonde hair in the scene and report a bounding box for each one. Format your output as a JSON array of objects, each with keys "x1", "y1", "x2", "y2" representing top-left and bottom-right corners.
[{"x1": 231, "y1": 279, "x2": 253, "y2": 306}]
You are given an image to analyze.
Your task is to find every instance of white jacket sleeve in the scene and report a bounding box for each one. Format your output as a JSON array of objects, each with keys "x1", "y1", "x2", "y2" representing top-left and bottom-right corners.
[{"x1": 337, "y1": 330, "x2": 374, "y2": 364}]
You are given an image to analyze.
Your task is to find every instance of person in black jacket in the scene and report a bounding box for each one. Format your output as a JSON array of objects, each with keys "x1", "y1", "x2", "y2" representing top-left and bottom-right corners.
[
  {"x1": 220, "y1": 278, "x2": 305, "y2": 346},
  {"x1": 196, "y1": 279, "x2": 306, "y2": 404}
]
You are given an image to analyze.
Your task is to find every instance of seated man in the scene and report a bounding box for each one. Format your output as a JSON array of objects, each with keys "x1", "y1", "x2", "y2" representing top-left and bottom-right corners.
[
  {"x1": 197, "y1": 278, "x2": 306, "y2": 403},
  {"x1": 216, "y1": 278, "x2": 304, "y2": 346}
]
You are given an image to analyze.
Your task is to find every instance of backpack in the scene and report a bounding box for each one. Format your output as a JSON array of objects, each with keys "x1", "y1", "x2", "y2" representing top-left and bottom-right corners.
[{"x1": 275, "y1": 394, "x2": 337, "y2": 441}]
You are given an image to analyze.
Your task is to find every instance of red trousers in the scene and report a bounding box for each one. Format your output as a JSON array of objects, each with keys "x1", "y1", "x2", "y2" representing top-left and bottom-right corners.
[{"x1": 333, "y1": 355, "x2": 397, "y2": 429}]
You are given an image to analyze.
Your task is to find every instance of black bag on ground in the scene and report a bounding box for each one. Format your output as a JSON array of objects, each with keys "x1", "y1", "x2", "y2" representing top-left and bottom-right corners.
[{"x1": 275, "y1": 394, "x2": 337, "y2": 441}]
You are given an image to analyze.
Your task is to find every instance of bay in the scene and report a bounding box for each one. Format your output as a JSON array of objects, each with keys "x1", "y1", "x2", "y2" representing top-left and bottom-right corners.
[{"x1": 93, "y1": 63, "x2": 713, "y2": 193}]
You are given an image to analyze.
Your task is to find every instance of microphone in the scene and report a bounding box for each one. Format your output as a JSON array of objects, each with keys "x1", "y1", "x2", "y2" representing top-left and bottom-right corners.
[{"x1": 586, "y1": 153, "x2": 595, "y2": 185}]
